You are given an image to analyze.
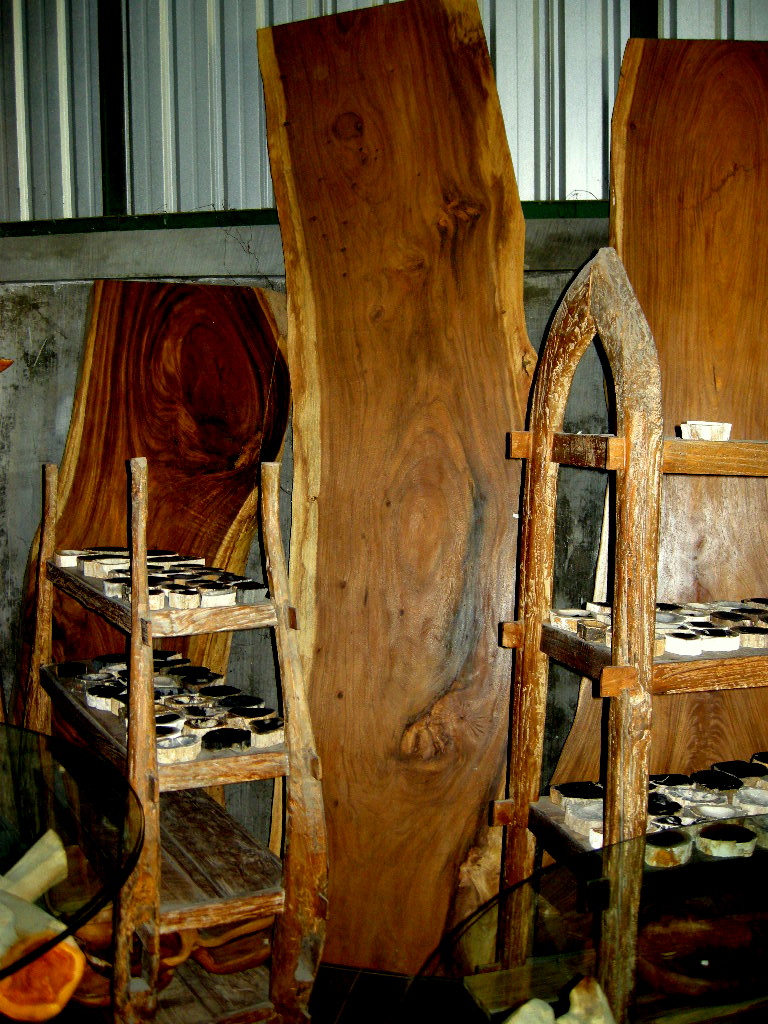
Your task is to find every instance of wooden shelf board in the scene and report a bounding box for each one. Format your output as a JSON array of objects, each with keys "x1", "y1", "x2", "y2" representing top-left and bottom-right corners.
[
  {"x1": 41, "y1": 664, "x2": 128, "y2": 769},
  {"x1": 528, "y1": 798, "x2": 596, "y2": 862},
  {"x1": 40, "y1": 665, "x2": 289, "y2": 789},
  {"x1": 47, "y1": 563, "x2": 278, "y2": 637},
  {"x1": 662, "y1": 438, "x2": 768, "y2": 476},
  {"x1": 154, "y1": 958, "x2": 274, "y2": 1024},
  {"x1": 150, "y1": 603, "x2": 278, "y2": 637},
  {"x1": 540, "y1": 625, "x2": 612, "y2": 679},
  {"x1": 160, "y1": 748, "x2": 288, "y2": 791},
  {"x1": 158, "y1": 789, "x2": 284, "y2": 931},
  {"x1": 520, "y1": 434, "x2": 768, "y2": 476},
  {"x1": 653, "y1": 647, "x2": 768, "y2": 694},
  {"x1": 540, "y1": 624, "x2": 768, "y2": 694},
  {"x1": 159, "y1": 890, "x2": 284, "y2": 933},
  {"x1": 47, "y1": 562, "x2": 133, "y2": 633}
]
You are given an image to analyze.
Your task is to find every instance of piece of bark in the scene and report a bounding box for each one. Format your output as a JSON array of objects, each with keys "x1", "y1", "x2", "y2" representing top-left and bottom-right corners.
[
  {"x1": 504, "y1": 1000, "x2": 556, "y2": 1024},
  {"x1": 0, "y1": 830, "x2": 67, "y2": 903},
  {"x1": 558, "y1": 977, "x2": 616, "y2": 1024},
  {"x1": 502, "y1": 978, "x2": 616, "y2": 1024},
  {"x1": 259, "y1": 0, "x2": 534, "y2": 971}
]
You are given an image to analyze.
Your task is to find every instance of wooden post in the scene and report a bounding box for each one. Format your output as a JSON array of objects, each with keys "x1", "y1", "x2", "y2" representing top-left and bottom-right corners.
[
  {"x1": 25, "y1": 463, "x2": 58, "y2": 734},
  {"x1": 261, "y1": 462, "x2": 328, "y2": 1020},
  {"x1": 113, "y1": 458, "x2": 160, "y2": 1023}
]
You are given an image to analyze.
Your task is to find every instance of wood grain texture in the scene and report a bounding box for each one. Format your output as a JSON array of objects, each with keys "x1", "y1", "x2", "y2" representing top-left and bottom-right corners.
[
  {"x1": 17, "y1": 281, "x2": 289, "y2": 721},
  {"x1": 261, "y1": 461, "x2": 327, "y2": 1017},
  {"x1": 259, "y1": 0, "x2": 534, "y2": 971},
  {"x1": 554, "y1": 40, "x2": 768, "y2": 782},
  {"x1": 663, "y1": 440, "x2": 768, "y2": 476}
]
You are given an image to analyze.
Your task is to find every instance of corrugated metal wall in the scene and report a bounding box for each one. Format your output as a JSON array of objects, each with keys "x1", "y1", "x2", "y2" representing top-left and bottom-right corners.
[
  {"x1": 0, "y1": 0, "x2": 101, "y2": 221},
  {"x1": 661, "y1": 0, "x2": 768, "y2": 38},
  {"x1": 1, "y1": 0, "x2": 766, "y2": 222}
]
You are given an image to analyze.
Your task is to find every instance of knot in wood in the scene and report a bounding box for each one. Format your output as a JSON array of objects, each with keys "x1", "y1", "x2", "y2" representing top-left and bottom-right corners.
[{"x1": 332, "y1": 111, "x2": 364, "y2": 141}]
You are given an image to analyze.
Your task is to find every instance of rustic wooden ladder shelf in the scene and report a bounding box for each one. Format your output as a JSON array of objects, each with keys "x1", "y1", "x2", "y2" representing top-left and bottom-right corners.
[
  {"x1": 498, "y1": 246, "x2": 768, "y2": 1019},
  {"x1": 27, "y1": 457, "x2": 327, "y2": 1024}
]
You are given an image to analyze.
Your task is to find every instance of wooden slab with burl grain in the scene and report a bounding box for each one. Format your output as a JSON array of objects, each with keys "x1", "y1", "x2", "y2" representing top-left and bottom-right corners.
[
  {"x1": 259, "y1": 0, "x2": 535, "y2": 973},
  {"x1": 16, "y1": 281, "x2": 289, "y2": 729},
  {"x1": 553, "y1": 39, "x2": 768, "y2": 786}
]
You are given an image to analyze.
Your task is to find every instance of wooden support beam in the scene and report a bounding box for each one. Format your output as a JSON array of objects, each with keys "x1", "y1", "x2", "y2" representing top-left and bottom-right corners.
[
  {"x1": 551, "y1": 433, "x2": 627, "y2": 471},
  {"x1": 509, "y1": 430, "x2": 629, "y2": 470}
]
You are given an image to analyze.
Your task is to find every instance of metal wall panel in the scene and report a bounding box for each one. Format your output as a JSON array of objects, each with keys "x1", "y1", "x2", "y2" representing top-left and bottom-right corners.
[
  {"x1": 0, "y1": 3, "x2": 20, "y2": 220},
  {"x1": 473, "y1": 1, "x2": 628, "y2": 202},
  {"x1": 0, "y1": 0, "x2": 100, "y2": 221},
  {"x1": 69, "y1": 0, "x2": 101, "y2": 216},
  {"x1": 2, "y1": 1, "x2": 767, "y2": 223},
  {"x1": 661, "y1": 0, "x2": 768, "y2": 38},
  {"x1": 126, "y1": 0, "x2": 630, "y2": 213}
]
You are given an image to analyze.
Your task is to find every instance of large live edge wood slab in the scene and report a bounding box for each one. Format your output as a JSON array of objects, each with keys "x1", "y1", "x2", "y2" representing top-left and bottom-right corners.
[
  {"x1": 554, "y1": 40, "x2": 768, "y2": 783},
  {"x1": 259, "y1": 0, "x2": 534, "y2": 971},
  {"x1": 17, "y1": 280, "x2": 289, "y2": 724}
]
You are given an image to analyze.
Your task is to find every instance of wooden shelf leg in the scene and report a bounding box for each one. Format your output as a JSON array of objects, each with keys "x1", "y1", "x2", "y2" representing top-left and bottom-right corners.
[
  {"x1": 261, "y1": 462, "x2": 328, "y2": 1021},
  {"x1": 498, "y1": 824, "x2": 537, "y2": 968},
  {"x1": 598, "y1": 836, "x2": 645, "y2": 1022},
  {"x1": 113, "y1": 458, "x2": 161, "y2": 1023},
  {"x1": 25, "y1": 463, "x2": 58, "y2": 734}
]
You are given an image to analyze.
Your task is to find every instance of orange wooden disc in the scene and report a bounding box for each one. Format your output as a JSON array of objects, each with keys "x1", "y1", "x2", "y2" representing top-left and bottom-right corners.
[{"x1": 0, "y1": 932, "x2": 86, "y2": 1022}]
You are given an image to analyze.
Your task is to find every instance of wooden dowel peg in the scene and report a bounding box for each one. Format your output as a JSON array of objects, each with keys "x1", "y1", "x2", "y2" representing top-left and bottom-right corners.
[
  {"x1": 490, "y1": 799, "x2": 516, "y2": 827},
  {"x1": 499, "y1": 621, "x2": 524, "y2": 648},
  {"x1": 599, "y1": 665, "x2": 638, "y2": 698},
  {"x1": 507, "y1": 431, "x2": 532, "y2": 460}
]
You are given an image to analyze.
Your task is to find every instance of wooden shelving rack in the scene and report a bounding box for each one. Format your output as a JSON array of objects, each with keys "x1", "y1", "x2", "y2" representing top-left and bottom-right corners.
[
  {"x1": 27, "y1": 457, "x2": 327, "y2": 1024},
  {"x1": 496, "y1": 247, "x2": 768, "y2": 1019}
]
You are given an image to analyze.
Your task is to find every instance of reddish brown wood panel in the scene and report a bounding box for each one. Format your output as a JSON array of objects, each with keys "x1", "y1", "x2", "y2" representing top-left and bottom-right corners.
[
  {"x1": 259, "y1": 0, "x2": 534, "y2": 972},
  {"x1": 17, "y1": 282, "x2": 289, "y2": 716},
  {"x1": 554, "y1": 40, "x2": 768, "y2": 782}
]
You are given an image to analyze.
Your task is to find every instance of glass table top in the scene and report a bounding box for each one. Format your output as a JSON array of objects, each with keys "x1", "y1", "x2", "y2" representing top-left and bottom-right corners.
[
  {"x1": 407, "y1": 822, "x2": 768, "y2": 1022},
  {"x1": 0, "y1": 723, "x2": 143, "y2": 982}
]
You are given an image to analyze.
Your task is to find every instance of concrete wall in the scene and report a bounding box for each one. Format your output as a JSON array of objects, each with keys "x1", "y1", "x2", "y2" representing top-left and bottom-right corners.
[{"x1": 0, "y1": 216, "x2": 609, "y2": 830}]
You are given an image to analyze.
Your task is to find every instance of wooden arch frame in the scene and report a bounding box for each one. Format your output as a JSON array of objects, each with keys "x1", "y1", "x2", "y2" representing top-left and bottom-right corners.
[{"x1": 504, "y1": 246, "x2": 664, "y2": 889}]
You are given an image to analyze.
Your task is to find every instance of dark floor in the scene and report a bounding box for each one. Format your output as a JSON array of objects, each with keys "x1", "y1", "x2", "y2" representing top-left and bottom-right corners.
[
  {"x1": 22, "y1": 962, "x2": 486, "y2": 1024},
  {"x1": 14, "y1": 962, "x2": 768, "y2": 1023},
  {"x1": 309, "y1": 963, "x2": 486, "y2": 1024}
]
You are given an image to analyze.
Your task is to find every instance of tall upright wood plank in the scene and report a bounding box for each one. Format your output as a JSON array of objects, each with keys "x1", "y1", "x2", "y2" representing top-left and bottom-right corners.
[
  {"x1": 260, "y1": 0, "x2": 534, "y2": 971},
  {"x1": 554, "y1": 41, "x2": 768, "y2": 783},
  {"x1": 17, "y1": 281, "x2": 289, "y2": 721}
]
